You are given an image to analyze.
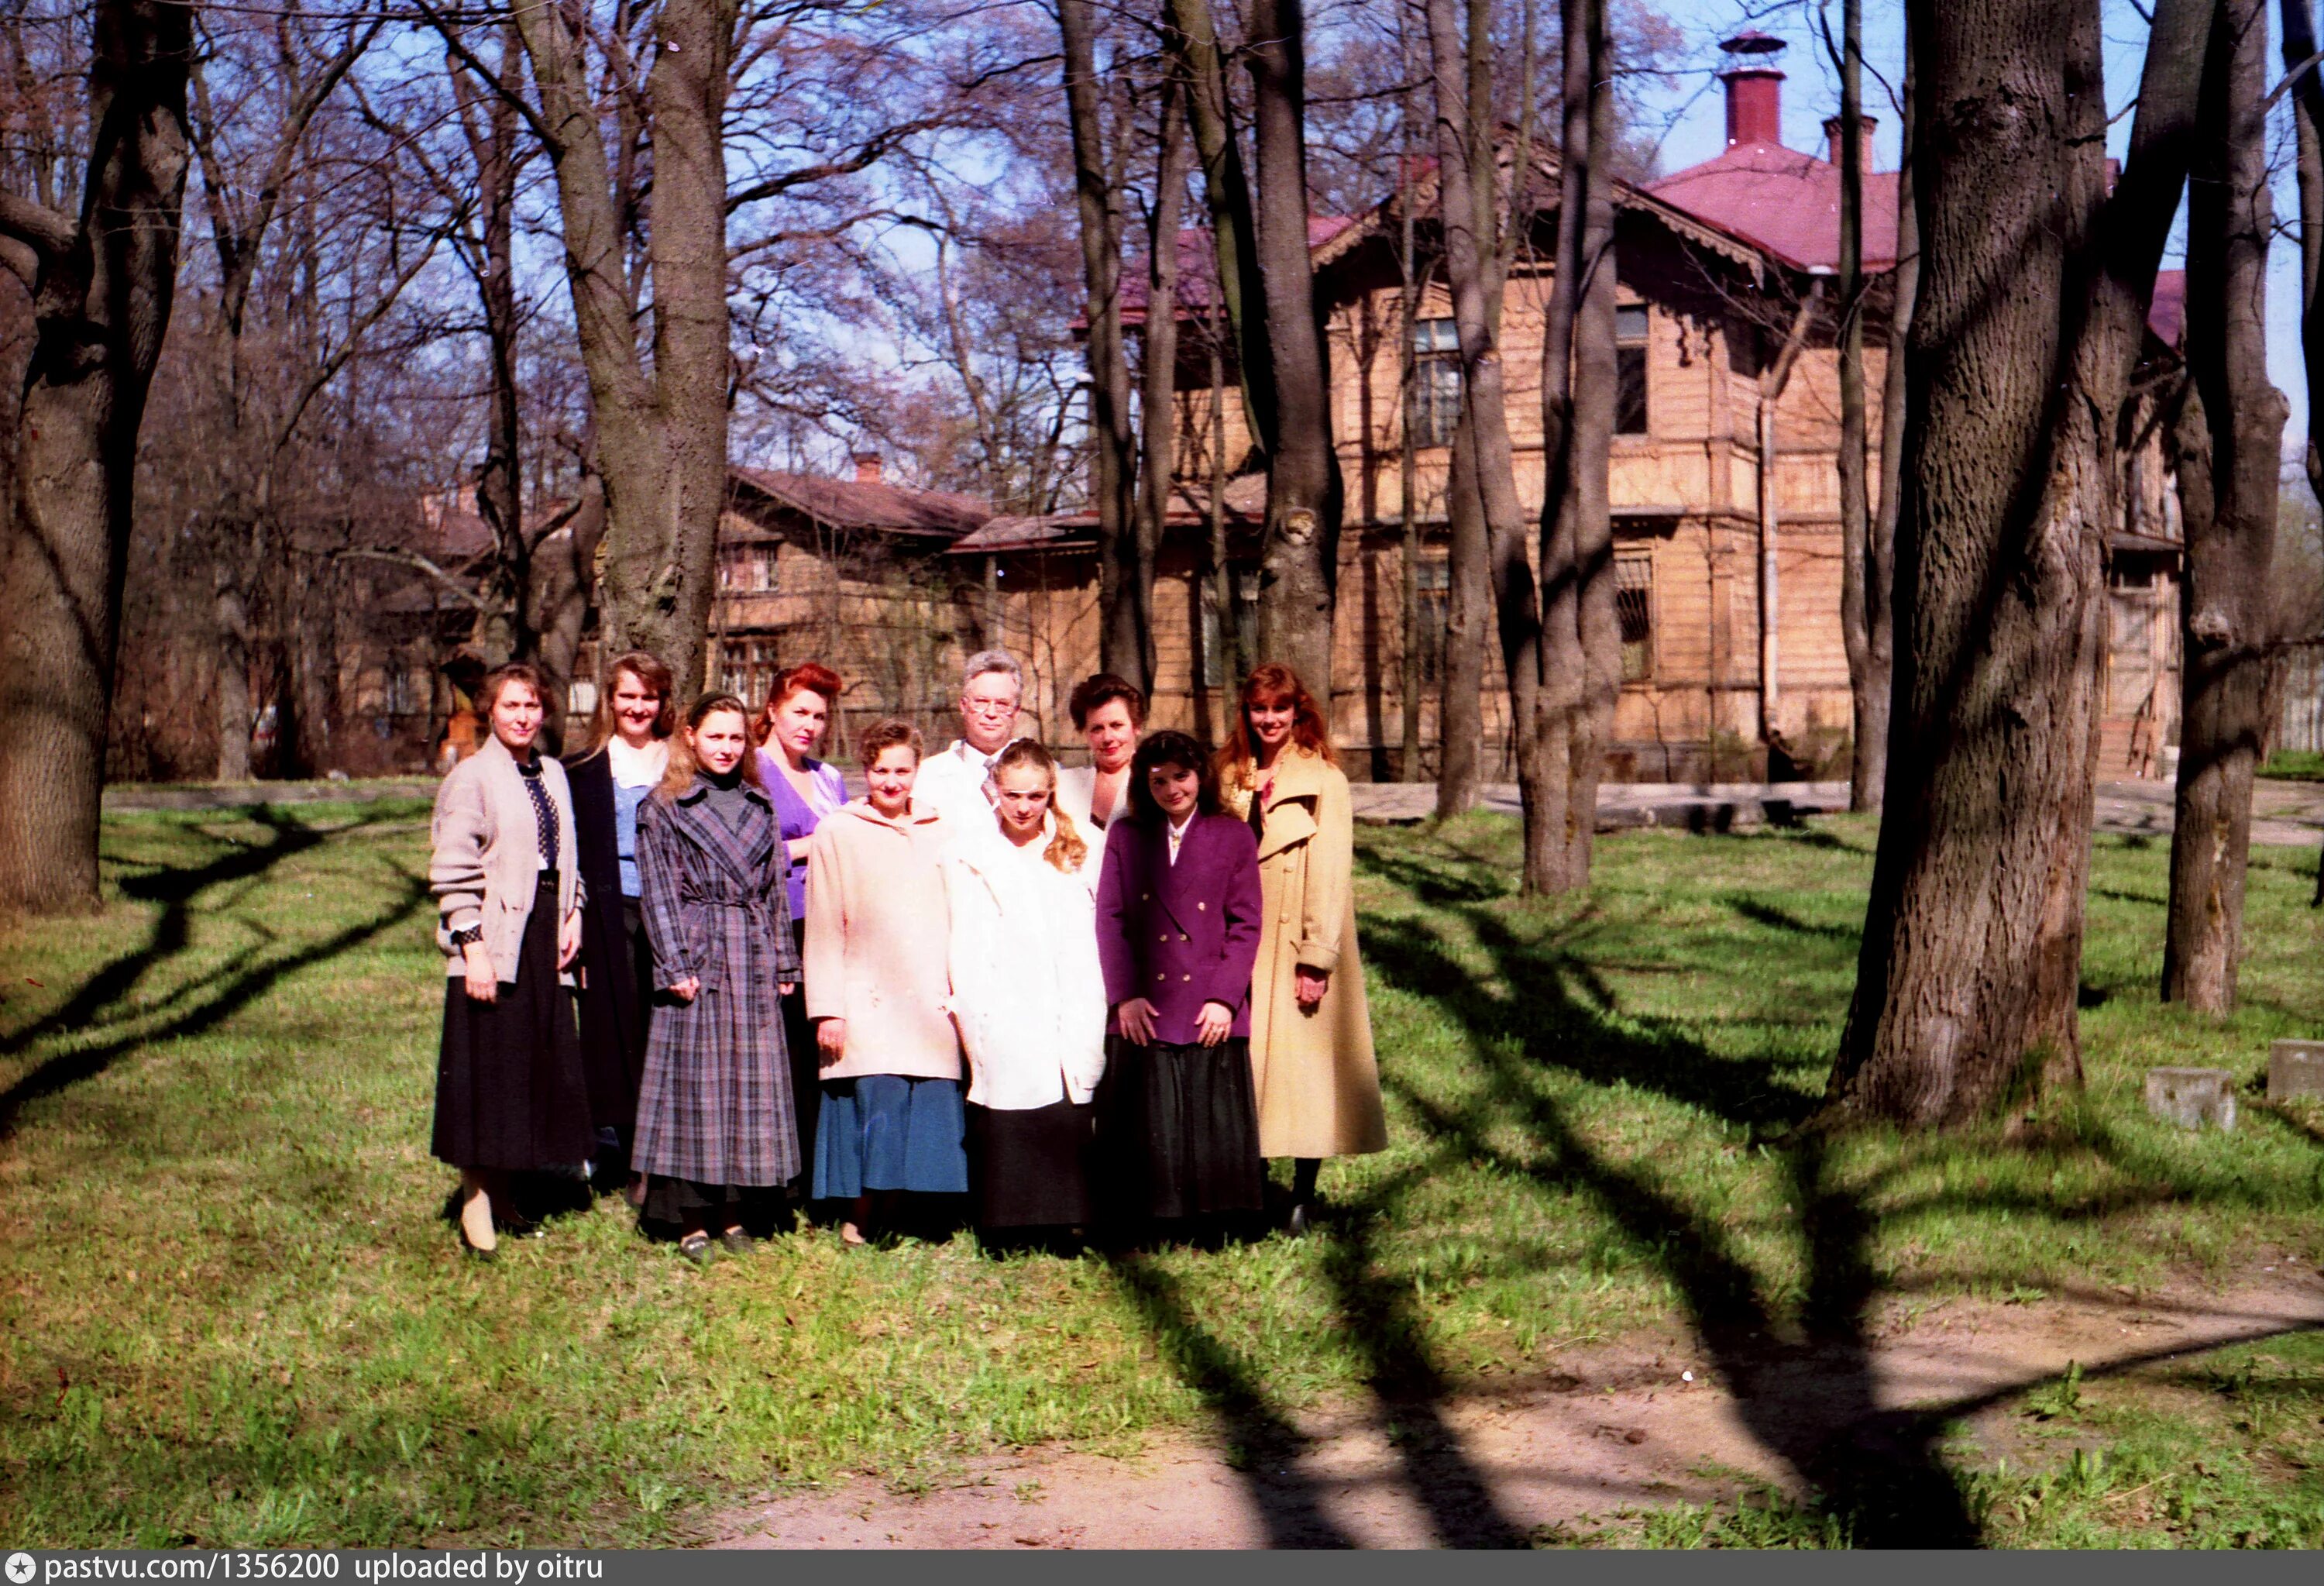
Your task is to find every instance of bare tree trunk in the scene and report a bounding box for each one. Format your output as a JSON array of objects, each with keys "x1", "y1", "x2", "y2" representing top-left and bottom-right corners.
[
  {"x1": 1136, "y1": 76, "x2": 1190, "y2": 694},
  {"x1": 1439, "y1": 406, "x2": 1489, "y2": 815},
  {"x1": 453, "y1": 26, "x2": 530, "y2": 671},
  {"x1": 1397, "y1": 94, "x2": 1426, "y2": 783},
  {"x1": 1246, "y1": 0, "x2": 1342, "y2": 696},
  {"x1": 1826, "y1": 0, "x2": 2210, "y2": 1123},
  {"x1": 1060, "y1": 0, "x2": 1144, "y2": 690},
  {"x1": 1563, "y1": 24, "x2": 1620, "y2": 886},
  {"x1": 214, "y1": 578, "x2": 253, "y2": 779},
  {"x1": 0, "y1": 0, "x2": 191, "y2": 912},
  {"x1": 1863, "y1": 28, "x2": 1914, "y2": 815},
  {"x1": 2277, "y1": 0, "x2": 2324, "y2": 903},
  {"x1": 1208, "y1": 329, "x2": 1242, "y2": 693},
  {"x1": 1834, "y1": 0, "x2": 1881, "y2": 813},
  {"x1": 509, "y1": 0, "x2": 732, "y2": 697},
  {"x1": 1426, "y1": 0, "x2": 1529, "y2": 824},
  {"x1": 1163, "y1": 0, "x2": 1274, "y2": 458},
  {"x1": 2164, "y1": 0, "x2": 2287, "y2": 1010}
]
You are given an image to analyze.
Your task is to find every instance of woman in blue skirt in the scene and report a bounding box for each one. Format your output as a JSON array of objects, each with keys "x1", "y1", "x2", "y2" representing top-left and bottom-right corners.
[{"x1": 803, "y1": 718, "x2": 967, "y2": 1244}]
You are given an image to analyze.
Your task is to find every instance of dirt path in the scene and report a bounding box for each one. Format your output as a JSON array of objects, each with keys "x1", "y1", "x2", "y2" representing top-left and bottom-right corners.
[{"x1": 712, "y1": 1259, "x2": 2324, "y2": 1548}]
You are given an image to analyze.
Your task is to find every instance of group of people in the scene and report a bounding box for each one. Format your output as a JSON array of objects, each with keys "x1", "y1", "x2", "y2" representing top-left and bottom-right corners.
[{"x1": 425, "y1": 646, "x2": 1387, "y2": 1263}]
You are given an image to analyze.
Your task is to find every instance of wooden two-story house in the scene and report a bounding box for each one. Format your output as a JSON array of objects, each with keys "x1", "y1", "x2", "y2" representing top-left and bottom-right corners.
[{"x1": 953, "y1": 30, "x2": 2183, "y2": 781}]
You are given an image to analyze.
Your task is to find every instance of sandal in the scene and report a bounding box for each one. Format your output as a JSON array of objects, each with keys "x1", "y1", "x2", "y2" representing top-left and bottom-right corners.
[{"x1": 676, "y1": 1231, "x2": 716, "y2": 1265}]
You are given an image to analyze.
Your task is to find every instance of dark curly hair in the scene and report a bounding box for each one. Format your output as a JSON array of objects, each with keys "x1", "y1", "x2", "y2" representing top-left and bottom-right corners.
[{"x1": 1126, "y1": 730, "x2": 1222, "y2": 825}]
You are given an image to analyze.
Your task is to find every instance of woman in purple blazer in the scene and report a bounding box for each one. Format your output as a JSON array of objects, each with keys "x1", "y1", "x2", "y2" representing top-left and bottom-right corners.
[{"x1": 1092, "y1": 730, "x2": 1267, "y2": 1231}]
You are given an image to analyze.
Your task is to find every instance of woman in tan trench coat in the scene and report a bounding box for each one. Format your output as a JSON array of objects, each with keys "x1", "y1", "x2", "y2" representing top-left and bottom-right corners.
[{"x1": 1219, "y1": 663, "x2": 1387, "y2": 1233}]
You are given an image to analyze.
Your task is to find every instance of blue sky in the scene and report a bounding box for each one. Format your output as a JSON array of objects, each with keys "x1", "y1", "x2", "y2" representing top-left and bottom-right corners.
[{"x1": 1633, "y1": 1, "x2": 2312, "y2": 446}]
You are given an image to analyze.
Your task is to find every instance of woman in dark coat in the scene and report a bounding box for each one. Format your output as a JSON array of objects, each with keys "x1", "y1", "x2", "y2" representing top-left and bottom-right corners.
[
  {"x1": 631, "y1": 693, "x2": 803, "y2": 1264},
  {"x1": 1092, "y1": 730, "x2": 1267, "y2": 1235},
  {"x1": 564, "y1": 649, "x2": 676, "y2": 1192}
]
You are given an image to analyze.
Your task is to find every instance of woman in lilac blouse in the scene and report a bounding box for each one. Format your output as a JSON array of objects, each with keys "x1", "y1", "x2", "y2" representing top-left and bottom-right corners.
[{"x1": 755, "y1": 662, "x2": 848, "y2": 1201}]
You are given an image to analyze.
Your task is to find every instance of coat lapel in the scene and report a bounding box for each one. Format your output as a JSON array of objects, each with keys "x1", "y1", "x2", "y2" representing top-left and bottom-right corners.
[
  {"x1": 672, "y1": 782, "x2": 778, "y2": 886},
  {"x1": 1254, "y1": 752, "x2": 1324, "y2": 862}
]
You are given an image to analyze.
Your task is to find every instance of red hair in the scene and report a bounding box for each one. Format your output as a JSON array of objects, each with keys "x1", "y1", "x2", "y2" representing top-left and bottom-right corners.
[
  {"x1": 1219, "y1": 662, "x2": 1335, "y2": 783},
  {"x1": 758, "y1": 661, "x2": 843, "y2": 745}
]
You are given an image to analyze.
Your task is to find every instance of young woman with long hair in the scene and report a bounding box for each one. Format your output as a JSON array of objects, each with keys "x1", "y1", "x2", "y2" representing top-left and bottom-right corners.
[
  {"x1": 945, "y1": 737, "x2": 1105, "y2": 1247},
  {"x1": 1092, "y1": 730, "x2": 1266, "y2": 1235},
  {"x1": 751, "y1": 661, "x2": 847, "y2": 1199},
  {"x1": 564, "y1": 649, "x2": 676, "y2": 1192},
  {"x1": 629, "y1": 693, "x2": 803, "y2": 1264},
  {"x1": 803, "y1": 719, "x2": 966, "y2": 1244},
  {"x1": 428, "y1": 662, "x2": 593, "y2": 1258},
  {"x1": 1216, "y1": 664, "x2": 1387, "y2": 1235}
]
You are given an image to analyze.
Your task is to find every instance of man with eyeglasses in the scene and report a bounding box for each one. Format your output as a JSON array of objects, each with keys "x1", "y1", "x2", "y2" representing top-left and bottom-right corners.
[{"x1": 915, "y1": 649, "x2": 1027, "y2": 831}]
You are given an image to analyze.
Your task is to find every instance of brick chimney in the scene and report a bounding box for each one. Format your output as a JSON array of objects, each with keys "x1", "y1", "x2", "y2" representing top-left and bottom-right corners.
[
  {"x1": 852, "y1": 451, "x2": 883, "y2": 484},
  {"x1": 1821, "y1": 113, "x2": 1876, "y2": 170},
  {"x1": 1719, "y1": 31, "x2": 1786, "y2": 149}
]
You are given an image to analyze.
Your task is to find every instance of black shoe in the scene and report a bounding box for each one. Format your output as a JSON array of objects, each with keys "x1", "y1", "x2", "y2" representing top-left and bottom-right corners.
[
  {"x1": 676, "y1": 1231, "x2": 716, "y2": 1265},
  {"x1": 718, "y1": 1228, "x2": 757, "y2": 1254},
  {"x1": 1285, "y1": 1202, "x2": 1314, "y2": 1238},
  {"x1": 459, "y1": 1226, "x2": 498, "y2": 1263},
  {"x1": 496, "y1": 1208, "x2": 545, "y2": 1240}
]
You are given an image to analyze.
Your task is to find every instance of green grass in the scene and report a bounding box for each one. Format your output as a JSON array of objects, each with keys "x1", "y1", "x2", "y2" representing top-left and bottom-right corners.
[
  {"x1": 2257, "y1": 749, "x2": 2324, "y2": 782},
  {"x1": 3, "y1": 803, "x2": 2322, "y2": 1546}
]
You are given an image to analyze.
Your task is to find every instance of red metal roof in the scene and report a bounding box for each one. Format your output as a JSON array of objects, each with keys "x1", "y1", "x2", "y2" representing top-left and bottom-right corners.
[
  {"x1": 1118, "y1": 216, "x2": 1357, "y2": 325},
  {"x1": 728, "y1": 466, "x2": 990, "y2": 538},
  {"x1": 1644, "y1": 141, "x2": 1899, "y2": 274}
]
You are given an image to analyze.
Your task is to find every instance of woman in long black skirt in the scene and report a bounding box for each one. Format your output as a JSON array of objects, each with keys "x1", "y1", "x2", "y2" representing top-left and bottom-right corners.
[
  {"x1": 1091, "y1": 731, "x2": 1266, "y2": 1238},
  {"x1": 564, "y1": 649, "x2": 676, "y2": 1192},
  {"x1": 429, "y1": 662, "x2": 593, "y2": 1259}
]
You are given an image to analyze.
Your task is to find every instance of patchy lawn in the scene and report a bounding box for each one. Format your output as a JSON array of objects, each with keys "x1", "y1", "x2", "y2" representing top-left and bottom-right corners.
[{"x1": 2, "y1": 802, "x2": 2319, "y2": 1546}]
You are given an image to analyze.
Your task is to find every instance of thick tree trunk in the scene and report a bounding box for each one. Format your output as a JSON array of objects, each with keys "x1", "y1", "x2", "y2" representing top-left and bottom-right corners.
[
  {"x1": 456, "y1": 29, "x2": 530, "y2": 672},
  {"x1": 1246, "y1": 0, "x2": 1342, "y2": 697},
  {"x1": 1835, "y1": 0, "x2": 1882, "y2": 814},
  {"x1": 1529, "y1": 0, "x2": 1613, "y2": 892},
  {"x1": 0, "y1": 0, "x2": 191, "y2": 913},
  {"x1": 1060, "y1": 0, "x2": 1144, "y2": 690},
  {"x1": 213, "y1": 579, "x2": 253, "y2": 780},
  {"x1": 1135, "y1": 78, "x2": 1189, "y2": 695},
  {"x1": 1826, "y1": 0, "x2": 2209, "y2": 1123},
  {"x1": 2164, "y1": 0, "x2": 2287, "y2": 1010},
  {"x1": 511, "y1": 0, "x2": 732, "y2": 698},
  {"x1": 1397, "y1": 115, "x2": 1427, "y2": 784}
]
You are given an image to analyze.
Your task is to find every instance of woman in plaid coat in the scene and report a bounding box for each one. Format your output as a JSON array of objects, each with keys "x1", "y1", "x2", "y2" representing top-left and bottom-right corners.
[{"x1": 631, "y1": 693, "x2": 802, "y2": 1264}]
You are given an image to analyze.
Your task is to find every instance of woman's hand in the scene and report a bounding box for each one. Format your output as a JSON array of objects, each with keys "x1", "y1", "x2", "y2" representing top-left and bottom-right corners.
[
  {"x1": 668, "y1": 976, "x2": 700, "y2": 1003},
  {"x1": 1116, "y1": 997, "x2": 1159, "y2": 1045},
  {"x1": 786, "y1": 836, "x2": 813, "y2": 862},
  {"x1": 1195, "y1": 999, "x2": 1234, "y2": 1047},
  {"x1": 1294, "y1": 967, "x2": 1330, "y2": 1007},
  {"x1": 816, "y1": 1017, "x2": 847, "y2": 1067},
  {"x1": 778, "y1": 982, "x2": 796, "y2": 998},
  {"x1": 558, "y1": 910, "x2": 583, "y2": 971},
  {"x1": 462, "y1": 941, "x2": 498, "y2": 1003}
]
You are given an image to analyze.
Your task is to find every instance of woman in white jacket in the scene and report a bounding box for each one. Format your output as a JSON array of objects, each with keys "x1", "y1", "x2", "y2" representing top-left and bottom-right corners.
[{"x1": 947, "y1": 738, "x2": 1108, "y2": 1247}]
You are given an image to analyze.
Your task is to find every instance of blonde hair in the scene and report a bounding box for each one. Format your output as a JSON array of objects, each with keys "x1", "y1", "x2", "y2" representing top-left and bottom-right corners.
[
  {"x1": 992, "y1": 738, "x2": 1087, "y2": 875},
  {"x1": 655, "y1": 693, "x2": 767, "y2": 803},
  {"x1": 579, "y1": 650, "x2": 676, "y2": 758}
]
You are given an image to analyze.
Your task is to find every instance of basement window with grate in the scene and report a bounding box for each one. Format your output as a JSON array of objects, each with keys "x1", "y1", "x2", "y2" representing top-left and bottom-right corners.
[{"x1": 1616, "y1": 552, "x2": 1654, "y2": 682}]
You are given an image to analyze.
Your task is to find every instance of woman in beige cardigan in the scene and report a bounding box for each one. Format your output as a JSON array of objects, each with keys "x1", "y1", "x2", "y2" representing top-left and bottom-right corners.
[
  {"x1": 1218, "y1": 664, "x2": 1387, "y2": 1235},
  {"x1": 428, "y1": 662, "x2": 592, "y2": 1258},
  {"x1": 803, "y1": 718, "x2": 964, "y2": 1244}
]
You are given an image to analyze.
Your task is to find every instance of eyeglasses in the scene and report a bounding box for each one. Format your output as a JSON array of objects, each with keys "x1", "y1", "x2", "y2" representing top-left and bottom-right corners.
[{"x1": 962, "y1": 698, "x2": 1018, "y2": 717}]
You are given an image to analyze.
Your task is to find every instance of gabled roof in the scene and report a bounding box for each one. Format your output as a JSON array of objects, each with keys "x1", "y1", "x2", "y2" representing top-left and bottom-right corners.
[
  {"x1": 948, "y1": 474, "x2": 1264, "y2": 556},
  {"x1": 727, "y1": 466, "x2": 990, "y2": 538},
  {"x1": 1119, "y1": 216, "x2": 1358, "y2": 325},
  {"x1": 1644, "y1": 140, "x2": 1899, "y2": 274}
]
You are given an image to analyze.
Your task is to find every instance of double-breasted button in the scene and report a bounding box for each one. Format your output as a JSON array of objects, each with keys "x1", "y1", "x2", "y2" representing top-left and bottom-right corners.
[
  {"x1": 1196, "y1": 900, "x2": 1206, "y2": 911},
  {"x1": 1155, "y1": 972, "x2": 1165, "y2": 982},
  {"x1": 1181, "y1": 974, "x2": 1192, "y2": 982},
  {"x1": 1179, "y1": 933, "x2": 1190, "y2": 942},
  {"x1": 1159, "y1": 934, "x2": 1169, "y2": 943}
]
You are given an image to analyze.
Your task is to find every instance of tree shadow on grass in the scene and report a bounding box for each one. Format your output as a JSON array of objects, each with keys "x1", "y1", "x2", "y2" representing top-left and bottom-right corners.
[
  {"x1": 0, "y1": 807, "x2": 428, "y2": 1137},
  {"x1": 1358, "y1": 895, "x2": 1981, "y2": 1545}
]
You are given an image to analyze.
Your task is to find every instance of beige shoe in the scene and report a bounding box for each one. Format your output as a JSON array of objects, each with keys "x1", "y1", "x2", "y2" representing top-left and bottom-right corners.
[{"x1": 459, "y1": 1186, "x2": 499, "y2": 1259}]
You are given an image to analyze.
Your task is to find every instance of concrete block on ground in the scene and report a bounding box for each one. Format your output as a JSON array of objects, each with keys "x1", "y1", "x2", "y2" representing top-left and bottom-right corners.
[
  {"x1": 2146, "y1": 1066, "x2": 2238, "y2": 1132},
  {"x1": 2267, "y1": 1041, "x2": 2324, "y2": 1103}
]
